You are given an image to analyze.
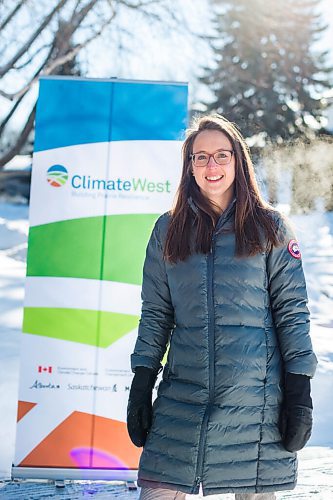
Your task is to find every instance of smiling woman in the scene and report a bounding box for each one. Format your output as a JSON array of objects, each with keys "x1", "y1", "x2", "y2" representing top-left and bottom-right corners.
[{"x1": 127, "y1": 114, "x2": 317, "y2": 499}]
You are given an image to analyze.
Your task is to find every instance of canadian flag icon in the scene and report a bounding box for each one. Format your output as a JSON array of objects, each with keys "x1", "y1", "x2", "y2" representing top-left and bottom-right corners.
[{"x1": 38, "y1": 366, "x2": 52, "y2": 373}]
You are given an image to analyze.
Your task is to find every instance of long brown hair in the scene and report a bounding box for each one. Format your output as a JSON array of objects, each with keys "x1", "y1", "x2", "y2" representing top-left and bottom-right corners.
[{"x1": 164, "y1": 114, "x2": 283, "y2": 263}]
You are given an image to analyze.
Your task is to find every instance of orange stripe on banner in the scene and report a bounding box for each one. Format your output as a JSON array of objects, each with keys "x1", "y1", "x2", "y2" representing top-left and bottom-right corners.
[
  {"x1": 91, "y1": 414, "x2": 141, "y2": 468},
  {"x1": 17, "y1": 401, "x2": 37, "y2": 422},
  {"x1": 19, "y1": 411, "x2": 141, "y2": 469}
]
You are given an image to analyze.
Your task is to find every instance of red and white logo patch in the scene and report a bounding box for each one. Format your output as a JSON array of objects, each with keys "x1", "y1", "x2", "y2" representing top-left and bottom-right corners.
[{"x1": 288, "y1": 239, "x2": 301, "y2": 259}]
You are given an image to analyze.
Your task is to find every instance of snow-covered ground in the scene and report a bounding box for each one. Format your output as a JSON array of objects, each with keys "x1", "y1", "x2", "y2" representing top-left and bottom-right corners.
[{"x1": 0, "y1": 200, "x2": 332, "y2": 499}]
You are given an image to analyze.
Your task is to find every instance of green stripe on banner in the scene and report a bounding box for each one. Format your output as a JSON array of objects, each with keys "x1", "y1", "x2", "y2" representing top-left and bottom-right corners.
[
  {"x1": 27, "y1": 214, "x2": 159, "y2": 285},
  {"x1": 23, "y1": 307, "x2": 139, "y2": 347}
]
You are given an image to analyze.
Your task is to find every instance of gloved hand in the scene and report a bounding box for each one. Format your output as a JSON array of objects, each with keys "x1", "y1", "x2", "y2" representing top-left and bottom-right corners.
[
  {"x1": 127, "y1": 366, "x2": 158, "y2": 447},
  {"x1": 279, "y1": 372, "x2": 313, "y2": 452}
]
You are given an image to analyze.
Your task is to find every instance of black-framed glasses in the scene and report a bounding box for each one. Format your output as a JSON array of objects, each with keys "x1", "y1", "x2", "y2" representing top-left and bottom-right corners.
[{"x1": 190, "y1": 150, "x2": 234, "y2": 167}]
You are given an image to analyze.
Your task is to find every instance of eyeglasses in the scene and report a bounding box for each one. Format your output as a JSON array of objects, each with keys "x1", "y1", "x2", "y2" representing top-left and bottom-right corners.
[{"x1": 190, "y1": 150, "x2": 234, "y2": 167}]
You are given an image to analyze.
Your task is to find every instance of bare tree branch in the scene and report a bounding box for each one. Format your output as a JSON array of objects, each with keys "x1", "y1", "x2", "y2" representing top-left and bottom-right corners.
[
  {"x1": 119, "y1": 0, "x2": 164, "y2": 7},
  {"x1": 0, "y1": 40, "x2": 56, "y2": 126},
  {"x1": 0, "y1": 0, "x2": 69, "y2": 78},
  {"x1": 0, "y1": 6, "x2": 116, "y2": 106},
  {"x1": 0, "y1": 104, "x2": 36, "y2": 167},
  {"x1": 0, "y1": 0, "x2": 28, "y2": 31},
  {"x1": 70, "y1": 0, "x2": 100, "y2": 30},
  {"x1": 73, "y1": 0, "x2": 84, "y2": 12},
  {"x1": 45, "y1": 15, "x2": 115, "y2": 72},
  {"x1": 13, "y1": 43, "x2": 50, "y2": 71},
  {"x1": 0, "y1": 93, "x2": 27, "y2": 136},
  {"x1": 0, "y1": 0, "x2": 107, "y2": 100}
]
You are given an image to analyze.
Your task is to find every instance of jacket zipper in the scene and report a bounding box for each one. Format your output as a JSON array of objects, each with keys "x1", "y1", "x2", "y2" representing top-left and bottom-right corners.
[
  {"x1": 191, "y1": 203, "x2": 235, "y2": 494},
  {"x1": 192, "y1": 236, "x2": 216, "y2": 493}
]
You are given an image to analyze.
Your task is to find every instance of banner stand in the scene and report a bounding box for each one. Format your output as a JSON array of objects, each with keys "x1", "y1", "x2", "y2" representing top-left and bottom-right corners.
[
  {"x1": 12, "y1": 76, "x2": 188, "y2": 483},
  {"x1": 12, "y1": 466, "x2": 138, "y2": 481}
]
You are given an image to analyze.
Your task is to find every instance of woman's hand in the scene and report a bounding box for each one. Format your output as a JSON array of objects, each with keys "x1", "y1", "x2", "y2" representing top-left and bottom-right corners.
[
  {"x1": 279, "y1": 372, "x2": 313, "y2": 452},
  {"x1": 127, "y1": 366, "x2": 157, "y2": 447},
  {"x1": 279, "y1": 405, "x2": 313, "y2": 452}
]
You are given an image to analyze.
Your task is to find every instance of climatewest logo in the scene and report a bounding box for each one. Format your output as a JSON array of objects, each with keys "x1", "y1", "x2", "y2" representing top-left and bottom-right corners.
[
  {"x1": 47, "y1": 165, "x2": 68, "y2": 187},
  {"x1": 46, "y1": 164, "x2": 171, "y2": 193}
]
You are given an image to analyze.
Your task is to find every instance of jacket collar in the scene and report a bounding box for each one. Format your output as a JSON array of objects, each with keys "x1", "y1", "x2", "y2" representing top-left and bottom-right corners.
[
  {"x1": 188, "y1": 196, "x2": 236, "y2": 223},
  {"x1": 216, "y1": 197, "x2": 237, "y2": 230}
]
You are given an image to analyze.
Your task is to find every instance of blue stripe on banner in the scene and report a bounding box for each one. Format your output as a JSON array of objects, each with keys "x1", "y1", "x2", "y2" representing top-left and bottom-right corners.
[
  {"x1": 111, "y1": 82, "x2": 188, "y2": 142},
  {"x1": 34, "y1": 78, "x2": 188, "y2": 152},
  {"x1": 34, "y1": 78, "x2": 111, "y2": 152}
]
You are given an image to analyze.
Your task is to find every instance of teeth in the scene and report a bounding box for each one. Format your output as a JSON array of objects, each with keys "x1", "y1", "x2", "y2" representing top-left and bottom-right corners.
[{"x1": 206, "y1": 175, "x2": 223, "y2": 181}]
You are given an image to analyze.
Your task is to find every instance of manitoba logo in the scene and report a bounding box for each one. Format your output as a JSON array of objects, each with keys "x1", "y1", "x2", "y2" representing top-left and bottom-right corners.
[{"x1": 47, "y1": 164, "x2": 68, "y2": 187}]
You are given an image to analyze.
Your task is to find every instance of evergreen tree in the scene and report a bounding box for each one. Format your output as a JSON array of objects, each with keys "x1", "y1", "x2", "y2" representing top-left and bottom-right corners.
[{"x1": 200, "y1": 0, "x2": 332, "y2": 142}]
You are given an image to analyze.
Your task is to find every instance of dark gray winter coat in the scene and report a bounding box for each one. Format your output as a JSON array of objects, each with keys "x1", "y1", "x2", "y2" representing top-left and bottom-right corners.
[{"x1": 131, "y1": 199, "x2": 317, "y2": 496}]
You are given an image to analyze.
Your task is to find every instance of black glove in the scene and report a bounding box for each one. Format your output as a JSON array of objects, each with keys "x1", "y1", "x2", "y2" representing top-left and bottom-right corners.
[
  {"x1": 279, "y1": 372, "x2": 313, "y2": 452},
  {"x1": 127, "y1": 366, "x2": 158, "y2": 447}
]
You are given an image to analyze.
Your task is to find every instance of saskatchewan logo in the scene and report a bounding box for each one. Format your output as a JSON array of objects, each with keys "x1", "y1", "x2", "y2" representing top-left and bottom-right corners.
[{"x1": 47, "y1": 165, "x2": 68, "y2": 187}]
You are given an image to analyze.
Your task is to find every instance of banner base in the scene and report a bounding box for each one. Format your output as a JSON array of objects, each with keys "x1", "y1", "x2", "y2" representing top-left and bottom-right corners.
[{"x1": 11, "y1": 467, "x2": 138, "y2": 481}]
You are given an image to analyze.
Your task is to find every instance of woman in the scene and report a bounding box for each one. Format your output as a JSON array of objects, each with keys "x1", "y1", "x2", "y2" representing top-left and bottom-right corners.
[{"x1": 127, "y1": 114, "x2": 317, "y2": 499}]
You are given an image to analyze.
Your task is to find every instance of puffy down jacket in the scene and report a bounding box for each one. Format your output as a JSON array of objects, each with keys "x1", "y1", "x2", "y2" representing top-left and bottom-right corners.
[{"x1": 131, "y1": 199, "x2": 317, "y2": 496}]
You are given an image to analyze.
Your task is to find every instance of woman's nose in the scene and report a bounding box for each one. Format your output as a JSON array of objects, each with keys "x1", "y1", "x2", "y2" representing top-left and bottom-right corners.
[{"x1": 207, "y1": 155, "x2": 218, "y2": 167}]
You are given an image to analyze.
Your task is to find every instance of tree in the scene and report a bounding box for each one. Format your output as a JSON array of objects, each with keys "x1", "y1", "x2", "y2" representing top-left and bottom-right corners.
[
  {"x1": 199, "y1": 0, "x2": 332, "y2": 143},
  {"x1": 0, "y1": 0, "x2": 198, "y2": 167}
]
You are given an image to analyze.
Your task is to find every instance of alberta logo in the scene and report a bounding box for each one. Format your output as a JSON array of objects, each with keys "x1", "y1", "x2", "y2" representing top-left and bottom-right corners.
[{"x1": 47, "y1": 164, "x2": 68, "y2": 187}]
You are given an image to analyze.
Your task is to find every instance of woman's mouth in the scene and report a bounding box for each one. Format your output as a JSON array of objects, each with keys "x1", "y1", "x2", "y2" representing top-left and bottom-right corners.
[{"x1": 205, "y1": 175, "x2": 224, "y2": 182}]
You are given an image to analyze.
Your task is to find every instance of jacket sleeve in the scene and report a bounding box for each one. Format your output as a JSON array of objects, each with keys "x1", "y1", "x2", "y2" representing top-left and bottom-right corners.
[
  {"x1": 266, "y1": 215, "x2": 317, "y2": 377},
  {"x1": 131, "y1": 216, "x2": 175, "y2": 373}
]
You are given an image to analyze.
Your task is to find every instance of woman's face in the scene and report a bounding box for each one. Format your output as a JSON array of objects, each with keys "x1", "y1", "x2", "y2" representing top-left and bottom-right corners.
[{"x1": 191, "y1": 130, "x2": 236, "y2": 212}]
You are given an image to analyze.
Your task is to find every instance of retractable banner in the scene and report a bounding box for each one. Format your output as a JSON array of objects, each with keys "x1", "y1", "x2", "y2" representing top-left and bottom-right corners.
[{"x1": 13, "y1": 76, "x2": 188, "y2": 479}]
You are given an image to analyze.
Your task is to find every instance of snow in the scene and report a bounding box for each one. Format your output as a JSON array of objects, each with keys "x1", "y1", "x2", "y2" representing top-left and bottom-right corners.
[{"x1": 0, "y1": 200, "x2": 333, "y2": 498}]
